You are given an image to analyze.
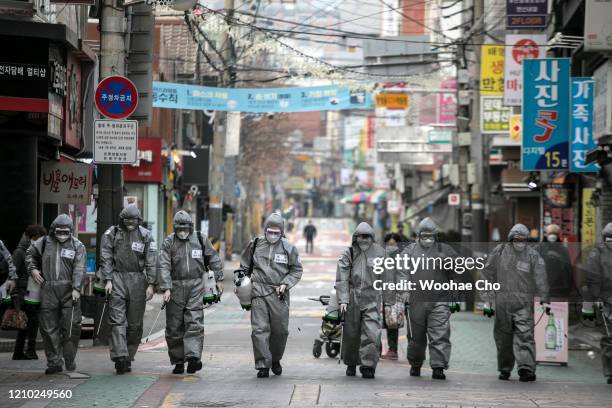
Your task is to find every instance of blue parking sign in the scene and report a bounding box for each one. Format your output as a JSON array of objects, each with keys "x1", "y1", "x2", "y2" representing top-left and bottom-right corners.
[{"x1": 522, "y1": 58, "x2": 571, "y2": 171}]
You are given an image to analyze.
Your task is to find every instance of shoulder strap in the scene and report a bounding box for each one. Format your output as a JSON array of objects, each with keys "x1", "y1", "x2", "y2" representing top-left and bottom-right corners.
[{"x1": 248, "y1": 238, "x2": 258, "y2": 276}]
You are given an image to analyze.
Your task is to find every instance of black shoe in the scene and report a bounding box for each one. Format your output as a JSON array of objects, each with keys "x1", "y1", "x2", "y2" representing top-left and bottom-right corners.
[
  {"x1": 498, "y1": 371, "x2": 511, "y2": 380},
  {"x1": 172, "y1": 363, "x2": 184, "y2": 374},
  {"x1": 187, "y1": 358, "x2": 203, "y2": 374},
  {"x1": 360, "y1": 366, "x2": 375, "y2": 379},
  {"x1": 257, "y1": 368, "x2": 270, "y2": 378},
  {"x1": 126, "y1": 361, "x2": 132, "y2": 373},
  {"x1": 45, "y1": 366, "x2": 63, "y2": 375},
  {"x1": 271, "y1": 361, "x2": 282, "y2": 376},
  {"x1": 432, "y1": 368, "x2": 446, "y2": 380},
  {"x1": 12, "y1": 352, "x2": 27, "y2": 360},
  {"x1": 24, "y1": 350, "x2": 38, "y2": 360},
  {"x1": 606, "y1": 376, "x2": 611, "y2": 384},
  {"x1": 115, "y1": 359, "x2": 129, "y2": 375},
  {"x1": 65, "y1": 361, "x2": 76, "y2": 372},
  {"x1": 409, "y1": 366, "x2": 421, "y2": 377},
  {"x1": 346, "y1": 365, "x2": 356, "y2": 377},
  {"x1": 518, "y1": 369, "x2": 536, "y2": 382}
]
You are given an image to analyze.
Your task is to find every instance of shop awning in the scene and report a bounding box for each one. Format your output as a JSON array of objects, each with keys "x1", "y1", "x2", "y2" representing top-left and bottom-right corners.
[
  {"x1": 367, "y1": 190, "x2": 387, "y2": 204},
  {"x1": 403, "y1": 187, "x2": 450, "y2": 221},
  {"x1": 341, "y1": 191, "x2": 370, "y2": 204}
]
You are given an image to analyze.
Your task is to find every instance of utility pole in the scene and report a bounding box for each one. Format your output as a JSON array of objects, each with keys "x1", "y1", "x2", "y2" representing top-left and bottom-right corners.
[
  {"x1": 209, "y1": 0, "x2": 235, "y2": 242},
  {"x1": 94, "y1": 0, "x2": 126, "y2": 345},
  {"x1": 470, "y1": 0, "x2": 486, "y2": 243}
]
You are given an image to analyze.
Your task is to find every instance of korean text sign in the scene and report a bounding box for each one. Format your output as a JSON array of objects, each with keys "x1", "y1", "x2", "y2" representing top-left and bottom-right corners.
[
  {"x1": 152, "y1": 82, "x2": 371, "y2": 113},
  {"x1": 522, "y1": 58, "x2": 571, "y2": 171},
  {"x1": 504, "y1": 34, "x2": 547, "y2": 106},
  {"x1": 480, "y1": 45, "x2": 505, "y2": 95},
  {"x1": 570, "y1": 78, "x2": 599, "y2": 172},
  {"x1": 40, "y1": 162, "x2": 92, "y2": 204}
]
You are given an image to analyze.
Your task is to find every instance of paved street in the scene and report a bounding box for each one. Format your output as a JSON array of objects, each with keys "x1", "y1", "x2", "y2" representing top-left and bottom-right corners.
[{"x1": 0, "y1": 218, "x2": 609, "y2": 407}]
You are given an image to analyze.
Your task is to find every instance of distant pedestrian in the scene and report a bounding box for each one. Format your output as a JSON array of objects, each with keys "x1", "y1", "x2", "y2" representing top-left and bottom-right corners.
[
  {"x1": 12, "y1": 225, "x2": 46, "y2": 360},
  {"x1": 535, "y1": 224, "x2": 574, "y2": 301},
  {"x1": 303, "y1": 220, "x2": 317, "y2": 254},
  {"x1": 381, "y1": 233, "x2": 403, "y2": 361}
]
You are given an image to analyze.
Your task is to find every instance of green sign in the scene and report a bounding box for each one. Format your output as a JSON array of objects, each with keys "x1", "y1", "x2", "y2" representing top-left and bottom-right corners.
[{"x1": 428, "y1": 129, "x2": 453, "y2": 144}]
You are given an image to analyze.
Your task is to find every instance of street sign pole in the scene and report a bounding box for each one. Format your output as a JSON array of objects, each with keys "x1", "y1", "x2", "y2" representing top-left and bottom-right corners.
[{"x1": 94, "y1": 0, "x2": 127, "y2": 346}]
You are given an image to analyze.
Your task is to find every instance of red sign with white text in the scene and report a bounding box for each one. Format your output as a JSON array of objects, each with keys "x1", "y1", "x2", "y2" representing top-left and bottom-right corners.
[{"x1": 123, "y1": 137, "x2": 162, "y2": 183}]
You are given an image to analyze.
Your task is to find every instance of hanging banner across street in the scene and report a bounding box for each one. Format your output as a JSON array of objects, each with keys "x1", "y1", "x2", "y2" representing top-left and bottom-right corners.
[
  {"x1": 522, "y1": 58, "x2": 571, "y2": 171},
  {"x1": 504, "y1": 34, "x2": 547, "y2": 106},
  {"x1": 152, "y1": 81, "x2": 372, "y2": 113},
  {"x1": 570, "y1": 78, "x2": 599, "y2": 172}
]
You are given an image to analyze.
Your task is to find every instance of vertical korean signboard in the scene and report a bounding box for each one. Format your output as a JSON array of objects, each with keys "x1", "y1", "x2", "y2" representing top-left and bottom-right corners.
[
  {"x1": 522, "y1": 59, "x2": 571, "y2": 171},
  {"x1": 570, "y1": 78, "x2": 599, "y2": 172},
  {"x1": 480, "y1": 45, "x2": 505, "y2": 95},
  {"x1": 504, "y1": 34, "x2": 547, "y2": 106}
]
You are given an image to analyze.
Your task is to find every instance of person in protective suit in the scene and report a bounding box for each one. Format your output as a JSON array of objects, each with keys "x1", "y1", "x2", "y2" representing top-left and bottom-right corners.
[
  {"x1": 336, "y1": 222, "x2": 385, "y2": 379},
  {"x1": 396, "y1": 217, "x2": 459, "y2": 380},
  {"x1": 159, "y1": 211, "x2": 223, "y2": 375},
  {"x1": 238, "y1": 213, "x2": 303, "y2": 378},
  {"x1": 25, "y1": 214, "x2": 86, "y2": 374},
  {"x1": 482, "y1": 224, "x2": 550, "y2": 382},
  {"x1": 100, "y1": 205, "x2": 158, "y2": 374},
  {"x1": 535, "y1": 224, "x2": 574, "y2": 301},
  {"x1": 583, "y1": 222, "x2": 612, "y2": 384}
]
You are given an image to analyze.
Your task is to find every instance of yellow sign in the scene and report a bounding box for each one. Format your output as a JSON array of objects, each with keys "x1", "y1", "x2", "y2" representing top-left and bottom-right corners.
[
  {"x1": 480, "y1": 45, "x2": 505, "y2": 95},
  {"x1": 581, "y1": 188, "x2": 596, "y2": 262},
  {"x1": 510, "y1": 114, "x2": 522, "y2": 142},
  {"x1": 375, "y1": 93, "x2": 409, "y2": 109}
]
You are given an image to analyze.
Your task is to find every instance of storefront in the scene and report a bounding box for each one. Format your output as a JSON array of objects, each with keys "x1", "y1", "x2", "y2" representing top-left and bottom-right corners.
[{"x1": 0, "y1": 22, "x2": 95, "y2": 250}]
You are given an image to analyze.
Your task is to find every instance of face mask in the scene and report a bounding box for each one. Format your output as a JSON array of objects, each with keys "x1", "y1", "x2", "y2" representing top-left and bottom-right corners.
[
  {"x1": 266, "y1": 231, "x2": 281, "y2": 244},
  {"x1": 31, "y1": 239, "x2": 37, "y2": 246},
  {"x1": 176, "y1": 230, "x2": 190, "y2": 240},
  {"x1": 357, "y1": 237, "x2": 372, "y2": 251},
  {"x1": 420, "y1": 238, "x2": 434, "y2": 248},
  {"x1": 547, "y1": 234, "x2": 558, "y2": 242},
  {"x1": 605, "y1": 237, "x2": 612, "y2": 249},
  {"x1": 55, "y1": 233, "x2": 70, "y2": 243},
  {"x1": 124, "y1": 219, "x2": 138, "y2": 231},
  {"x1": 386, "y1": 245, "x2": 398, "y2": 253},
  {"x1": 513, "y1": 242, "x2": 526, "y2": 252}
]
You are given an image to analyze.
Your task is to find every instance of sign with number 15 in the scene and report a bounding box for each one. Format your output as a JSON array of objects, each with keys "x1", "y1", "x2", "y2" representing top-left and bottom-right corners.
[{"x1": 522, "y1": 58, "x2": 571, "y2": 171}]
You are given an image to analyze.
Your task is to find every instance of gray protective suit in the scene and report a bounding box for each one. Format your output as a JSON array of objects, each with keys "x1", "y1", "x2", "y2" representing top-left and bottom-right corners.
[
  {"x1": 336, "y1": 222, "x2": 385, "y2": 369},
  {"x1": 99, "y1": 205, "x2": 157, "y2": 362},
  {"x1": 239, "y1": 213, "x2": 303, "y2": 369},
  {"x1": 585, "y1": 222, "x2": 612, "y2": 378},
  {"x1": 25, "y1": 214, "x2": 86, "y2": 369},
  {"x1": 397, "y1": 218, "x2": 458, "y2": 370},
  {"x1": 0, "y1": 239, "x2": 17, "y2": 282},
  {"x1": 158, "y1": 211, "x2": 223, "y2": 365},
  {"x1": 482, "y1": 224, "x2": 549, "y2": 374}
]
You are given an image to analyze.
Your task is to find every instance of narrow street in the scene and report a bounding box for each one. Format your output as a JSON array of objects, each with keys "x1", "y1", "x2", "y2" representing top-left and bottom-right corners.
[{"x1": 0, "y1": 218, "x2": 608, "y2": 408}]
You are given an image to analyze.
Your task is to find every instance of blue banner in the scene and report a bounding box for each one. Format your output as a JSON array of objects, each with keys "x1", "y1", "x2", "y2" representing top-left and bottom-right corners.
[
  {"x1": 522, "y1": 58, "x2": 571, "y2": 171},
  {"x1": 151, "y1": 81, "x2": 372, "y2": 113},
  {"x1": 570, "y1": 78, "x2": 599, "y2": 173}
]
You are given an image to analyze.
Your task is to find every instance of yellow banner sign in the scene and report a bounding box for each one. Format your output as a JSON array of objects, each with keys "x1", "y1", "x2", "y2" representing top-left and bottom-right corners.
[
  {"x1": 581, "y1": 188, "x2": 596, "y2": 262},
  {"x1": 480, "y1": 45, "x2": 505, "y2": 95},
  {"x1": 375, "y1": 93, "x2": 409, "y2": 109}
]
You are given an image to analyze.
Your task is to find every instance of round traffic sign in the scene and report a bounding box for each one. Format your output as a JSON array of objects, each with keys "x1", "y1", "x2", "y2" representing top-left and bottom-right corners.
[{"x1": 95, "y1": 75, "x2": 138, "y2": 119}]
